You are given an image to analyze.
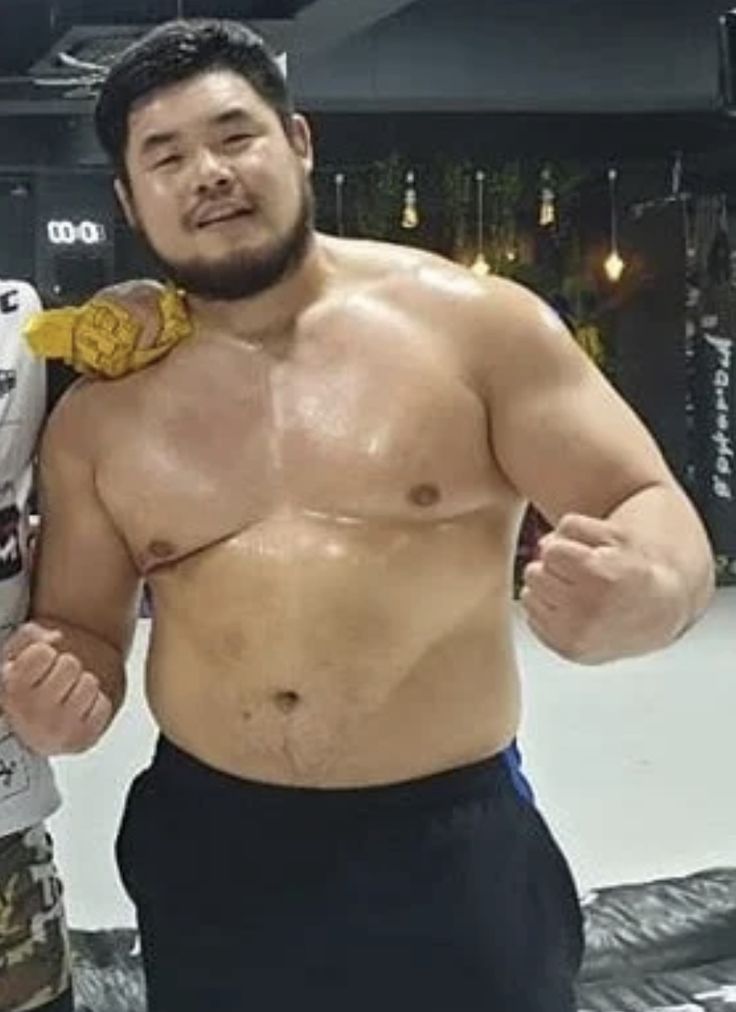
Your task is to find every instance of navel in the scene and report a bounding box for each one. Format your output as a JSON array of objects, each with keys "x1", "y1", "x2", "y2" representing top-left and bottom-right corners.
[
  {"x1": 147, "y1": 539, "x2": 177, "y2": 560},
  {"x1": 273, "y1": 690, "x2": 301, "y2": 714}
]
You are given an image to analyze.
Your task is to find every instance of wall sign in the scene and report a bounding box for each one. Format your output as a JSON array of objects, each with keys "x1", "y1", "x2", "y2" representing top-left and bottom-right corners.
[{"x1": 46, "y1": 220, "x2": 108, "y2": 246}]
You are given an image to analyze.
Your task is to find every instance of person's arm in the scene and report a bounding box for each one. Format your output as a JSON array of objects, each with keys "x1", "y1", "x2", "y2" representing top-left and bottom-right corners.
[
  {"x1": 470, "y1": 278, "x2": 714, "y2": 664},
  {"x1": 25, "y1": 280, "x2": 191, "y2": 380},
  {"x1": 0, "y1": 386, "x2": 141, "y2": 753}
]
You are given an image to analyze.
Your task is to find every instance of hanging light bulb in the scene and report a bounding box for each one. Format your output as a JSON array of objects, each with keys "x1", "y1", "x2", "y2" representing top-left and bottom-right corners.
[
  {"x1": 401, "y1": 170, "x2": 420, "y2": 230},
  {"x1": 334, "y1": 172, "x2": 346, "y2": 237},
  {"x1": 605, "y1": 167, "x2": 626, "y2": 283},
  {"x1": 604, "y1": 250, "x2": 626, "y2": 282},
  {"x1": 471, "y1": 169, "x2": 491, "y2": 276},
  {"x1": 539, "y1": 165, "x2": 556, "y2": 228}
]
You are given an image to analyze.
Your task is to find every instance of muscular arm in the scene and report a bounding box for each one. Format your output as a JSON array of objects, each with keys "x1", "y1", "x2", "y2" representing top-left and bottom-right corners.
[
  {"x1": 470, "y1": 278, "x2": 714, "y2": 656},
  {"x1": 30, "y1": 384, "x2": 142, "y2": 717}
]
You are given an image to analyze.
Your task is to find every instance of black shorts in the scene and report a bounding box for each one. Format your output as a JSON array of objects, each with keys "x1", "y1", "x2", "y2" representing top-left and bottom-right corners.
[{"x1": 117, "y1": 737, "x2": 583, "y2": 1012}]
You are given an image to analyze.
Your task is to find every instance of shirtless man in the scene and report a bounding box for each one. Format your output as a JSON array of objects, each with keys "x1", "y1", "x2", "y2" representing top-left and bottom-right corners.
[{"x1": 0, "y1": 19, "x2": 714, "y2": 1012}]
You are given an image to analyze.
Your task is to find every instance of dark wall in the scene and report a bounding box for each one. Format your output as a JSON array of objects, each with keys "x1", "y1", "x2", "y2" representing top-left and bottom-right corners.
[
  {"x1": 0, "y1": 177, "x2": 35, "y2": 280},
  {"x1": 292, "y1": 0, "x2": 726, "y2": 113},
  {"x1": 612, "y1": 202, "x2": 690, "y2": 483}
]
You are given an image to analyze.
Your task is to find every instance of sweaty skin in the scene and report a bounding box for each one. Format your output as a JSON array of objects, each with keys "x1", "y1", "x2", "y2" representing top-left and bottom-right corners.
[
  {"x1": 30, "y1": 236, "x2": 708, "y2": 785},
  {"x1": 39, "y1": 242, "x2": 522, "y2": 784},
  {"x1": 20, "y1": 67, "x2": 711, "y2": 781}
]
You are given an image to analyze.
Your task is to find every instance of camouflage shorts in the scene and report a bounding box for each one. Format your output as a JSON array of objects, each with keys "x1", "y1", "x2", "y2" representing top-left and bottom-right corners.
[{"x1": 0, "y1": 825, "x2": 70, "y2": 1012}]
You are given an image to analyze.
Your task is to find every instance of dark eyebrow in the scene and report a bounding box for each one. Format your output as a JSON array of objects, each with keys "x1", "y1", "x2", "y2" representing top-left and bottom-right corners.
[{"x1": 211, "y1": 108, "x2": 258, "y2": 130}]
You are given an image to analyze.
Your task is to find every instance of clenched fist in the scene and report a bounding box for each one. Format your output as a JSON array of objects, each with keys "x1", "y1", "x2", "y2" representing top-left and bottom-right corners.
[
  {"x1": 520, "y1": 513, "x2": 682, "y2": 664},
  {"x1": 0, "y1": 623, "x2": 112, "y2": 755}
]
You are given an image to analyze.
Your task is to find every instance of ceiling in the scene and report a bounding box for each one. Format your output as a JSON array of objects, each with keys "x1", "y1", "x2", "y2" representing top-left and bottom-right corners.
[
  {"x1": 0, "y1": 0, "x2": 424, "y2": 75},
  {"x1": 0, "y1": 0, "x2": 729, "y2": 122},
  {"x1": 4, "y1": 0, "x2": 696, "y2": 77}
]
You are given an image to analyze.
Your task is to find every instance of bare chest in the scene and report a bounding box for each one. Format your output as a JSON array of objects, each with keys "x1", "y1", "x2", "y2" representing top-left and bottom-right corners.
[{"x1": 96, "y1": 331, "x2": 503, "y2": 570}]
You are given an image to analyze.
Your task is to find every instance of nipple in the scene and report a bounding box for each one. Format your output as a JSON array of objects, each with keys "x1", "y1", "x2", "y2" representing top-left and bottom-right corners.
[{"x1": 408, "y1": 484, "x2": 441, "y2": 508}]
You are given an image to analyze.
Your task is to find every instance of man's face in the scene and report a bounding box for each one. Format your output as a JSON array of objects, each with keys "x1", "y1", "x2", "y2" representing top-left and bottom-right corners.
[{"x1": 117, "y1": 69, "x2": 314, "y2": 300}]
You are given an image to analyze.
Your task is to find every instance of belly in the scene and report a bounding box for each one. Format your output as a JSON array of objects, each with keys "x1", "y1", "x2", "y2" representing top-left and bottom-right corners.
[{"x1": 145, "y1": 508, "x2": 520, "y2": 784}]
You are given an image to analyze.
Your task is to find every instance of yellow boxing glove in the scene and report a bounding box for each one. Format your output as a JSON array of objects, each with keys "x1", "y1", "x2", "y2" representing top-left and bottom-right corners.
[{"x1": 23, "y1": 280, "x2": 192, "y2": 379}]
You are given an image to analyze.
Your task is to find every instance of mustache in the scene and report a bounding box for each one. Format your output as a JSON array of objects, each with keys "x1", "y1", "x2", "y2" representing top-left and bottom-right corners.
[{"x1": 184, "y1": 198, "x2": 255, "y2": 231}]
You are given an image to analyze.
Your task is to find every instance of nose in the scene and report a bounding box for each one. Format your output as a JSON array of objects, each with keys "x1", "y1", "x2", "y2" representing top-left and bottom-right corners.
[{"x1": 192, "y1": 147, "x2": 235, "y2": 196}]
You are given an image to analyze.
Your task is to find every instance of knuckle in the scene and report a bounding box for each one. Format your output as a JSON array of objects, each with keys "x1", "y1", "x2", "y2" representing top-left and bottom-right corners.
[
  {"x1": 75, "y1": 686, "x2": 99, "y2": 716},
  {"x1": 96, "y1": 697, "x2": 110, "y2": 722},
  {"x1": 556, "y1": 514, "x2": 578, "y2": 535},
  {"x1": 522, "y1": 565, "x2": 542, "y2": 588},
  {"x1": 537, "y1": 536, "x2": 557, "y2": 558},
  {"x1": 95, "y1": 697, "x2": 113, "y2": 727},
  {"x1": 544, "y1": 540, "x2": 568, "y2": 562},
  {"x1": 57, "y1": 653, "x2": 83, "y2": 677},
  {"x1": 78, "y1": 671, "x2": 100, "y2": 695},
  {"x1": 3, "y1": 670, "x2": 34, "y2": 698},
  {"x1": 28, "y1": 642, "x2": 56, "y2": 665}
]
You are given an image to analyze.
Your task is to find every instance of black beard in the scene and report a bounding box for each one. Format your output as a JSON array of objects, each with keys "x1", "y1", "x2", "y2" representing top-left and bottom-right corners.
[{"x1": 134, "y1": 183, "x2": 314, "y2": 302}]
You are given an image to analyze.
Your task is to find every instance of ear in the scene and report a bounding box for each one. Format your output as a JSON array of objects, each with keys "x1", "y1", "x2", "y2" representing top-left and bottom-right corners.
[
  {"x1": 289, "y1": 114, "x2": 314, "y2": 176},
  {"x1": 114, "y1": 177, "x2": 138, "y2": 228}
]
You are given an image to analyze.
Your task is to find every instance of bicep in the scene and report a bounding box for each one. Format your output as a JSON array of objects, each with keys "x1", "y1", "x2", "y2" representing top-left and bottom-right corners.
[
  {"x1": 31, "y1": 410, "x2": 141, "y2": 653},
  {"x1": 483, "y1": 292, "x2": 676, "y2": 524}
]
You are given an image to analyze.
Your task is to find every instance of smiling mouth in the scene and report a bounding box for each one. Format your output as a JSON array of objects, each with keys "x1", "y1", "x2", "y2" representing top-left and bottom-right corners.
[{"x1": 196, "y1": 209, "x2": 252, "y2": 229}]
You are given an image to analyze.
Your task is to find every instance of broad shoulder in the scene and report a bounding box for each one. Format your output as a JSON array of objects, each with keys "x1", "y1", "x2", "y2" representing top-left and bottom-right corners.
[
  {"x1": 322, "y1": 236, "x2": 570, "y2": 366},
  {"x1": 324, "y1": 235, "x2": 482, "y2": 302},
  {"x1": 323, "y1": 235, "x2": 556, "y2": 327},
  {"x1": 40, "y1": 376, "x2": 107, "y2": 470}
]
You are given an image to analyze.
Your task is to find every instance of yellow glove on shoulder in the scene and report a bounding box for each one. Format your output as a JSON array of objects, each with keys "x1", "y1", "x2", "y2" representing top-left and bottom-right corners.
[{"x1": 23, "y1": 282, "x2": 192, "y2": 379}]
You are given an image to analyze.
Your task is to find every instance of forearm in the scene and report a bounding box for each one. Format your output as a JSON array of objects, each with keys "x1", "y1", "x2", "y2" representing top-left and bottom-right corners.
[
  {"x1": 608, "y1": 482, "x2": 715, "y2": 638},
  {"x1": 32, "y1": 615, "x2": 127, "y2": 715}
]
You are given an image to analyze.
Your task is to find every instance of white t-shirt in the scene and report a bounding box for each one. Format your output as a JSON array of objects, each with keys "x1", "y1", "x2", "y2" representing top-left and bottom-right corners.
[{"x1": 0, "y1": 279, "x2": 60, "y2": 835}]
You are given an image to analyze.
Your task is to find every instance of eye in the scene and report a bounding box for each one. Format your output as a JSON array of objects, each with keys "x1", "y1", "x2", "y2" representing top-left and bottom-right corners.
[
  {"x1": 153, "y1": 153, "x2": 183, "y2": 170},
  {"x1": 223, "y1": 133, "x2": 252, "y2": 148}
]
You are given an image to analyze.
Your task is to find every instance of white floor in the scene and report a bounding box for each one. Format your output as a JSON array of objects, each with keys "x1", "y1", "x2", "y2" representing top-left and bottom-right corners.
[
  {"x1": 517, "y1": 587, "x2": 736, "y2": 896},
  {"x1": 50, "y1": 589, "x2": 736, "y2": 929}
]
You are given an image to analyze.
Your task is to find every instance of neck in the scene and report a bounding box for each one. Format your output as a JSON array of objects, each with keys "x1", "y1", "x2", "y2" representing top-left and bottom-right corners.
[{"x1": 185, "y1": 233, "x2": 333, "y2": 346}]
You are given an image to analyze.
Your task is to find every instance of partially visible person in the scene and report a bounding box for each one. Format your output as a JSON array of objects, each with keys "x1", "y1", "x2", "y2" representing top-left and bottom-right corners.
[
  {"x1": 0, "y1": 275, "x2": 189, "y2": 1012},
  {"x1": 0, "y1": 277, "x2": 71, "y2": 1012}
]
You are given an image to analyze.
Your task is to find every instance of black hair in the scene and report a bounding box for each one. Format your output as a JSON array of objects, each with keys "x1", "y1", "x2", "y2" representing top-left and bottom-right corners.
[{"x1": 94, "y1": 19, "x2": 294, "y2": 182}]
